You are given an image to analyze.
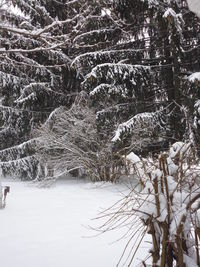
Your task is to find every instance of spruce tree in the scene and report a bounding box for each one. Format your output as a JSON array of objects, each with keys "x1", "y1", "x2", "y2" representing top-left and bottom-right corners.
[
  {"x1": 0, "y1": 0, "x2": 79, "y2": 179},
  {"x1": 109, "y1": 0, "x2": 200, "y2": 150},
  {"x1": 0, "y1": 0, "x2": 199, "y2": 180}
]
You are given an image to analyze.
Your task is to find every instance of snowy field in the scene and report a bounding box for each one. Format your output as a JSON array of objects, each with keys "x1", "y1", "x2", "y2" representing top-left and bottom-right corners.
[{"x1": 0, "y1": 179, "x2": 149, "y2": 267}]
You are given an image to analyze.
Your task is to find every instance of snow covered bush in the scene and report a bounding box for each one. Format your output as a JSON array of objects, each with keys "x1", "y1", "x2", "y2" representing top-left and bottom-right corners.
[
  {"x1": 102, "y1": 142, "x2": 200, "y2": 266},
  {"x1": 36, "y1": 93, "x2": 123, "y2": 182}
]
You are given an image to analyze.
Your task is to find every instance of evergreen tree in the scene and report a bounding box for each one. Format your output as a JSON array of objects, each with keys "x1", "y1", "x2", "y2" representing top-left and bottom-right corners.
[
  {"x1": 0, "y1": 0, "x2": 79, "y2": 179},
  {"x1": 108, "y1": 0, "x2": 200, "y2": 150},
  {"x1": 0, "y1": 0, "x2": 199, "y2": 180},
  {"x1": 71, "y1": 0, "x2": 163, "y2": 154}
]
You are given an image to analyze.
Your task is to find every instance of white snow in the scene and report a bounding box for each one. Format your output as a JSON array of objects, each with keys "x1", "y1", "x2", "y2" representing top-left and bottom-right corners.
[
  {"x1": 112, "y1": 111, "x2": 159, "y2": 142},
  {"x1": 169, "y1": 141, "x2": 191, "y2": 159},
  {"x1": 126, "y1": 152, "x2": 145, "y2": 179},
  {"x1": 188, "y1": 72, "x2": 200, "y2": 83},
  {"x1": 0, "y1": 176, "x2": 2, "y2": 207},
  {"x1": 183, "y1": 254, "x2": 199, "y2": 267},
  {"x1": 101, "y1": 8, "x2": 111, "y2": 17},
  {"x1": 163, "y1": 8, "x2": 176, "y2": 19},
  {"x1": 0, "y1": 179, "x2": 148, "y2": 267},
  {"x1": 163, "y1": 8, "x2": 183, "y2": 33},
  {"x1": 126, "y1": 152, "x2": 141, "y2": 165},
  {"x1": 187, "y1": 0, "x2": 200, "y2": 18}
]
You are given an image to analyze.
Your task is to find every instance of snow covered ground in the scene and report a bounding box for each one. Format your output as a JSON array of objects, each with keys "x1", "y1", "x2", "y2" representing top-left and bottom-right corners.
[{"x1": 0, "y1": 178, "x2": 149, "y2": 267}]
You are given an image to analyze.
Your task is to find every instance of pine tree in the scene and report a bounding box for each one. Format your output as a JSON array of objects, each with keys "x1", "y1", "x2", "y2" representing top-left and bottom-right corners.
[
  {"x1": 71, "y1": 0, "x2": 162, "y2": 154},
  {"x1": 109, "y1": 0, "x2": 200, "y2": 150},
  {"x1": 0, "y1": 0, "x2": 79, "y2": 179},
  {"x1": 0, "y1": 0, "x2": 199, "y2": 180},
  {"x1": 0, "y1": 0, "x2": 124, "y2": 179}
]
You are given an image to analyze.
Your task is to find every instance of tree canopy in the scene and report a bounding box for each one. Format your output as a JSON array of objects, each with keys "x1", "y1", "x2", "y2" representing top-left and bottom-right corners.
[{"x1": 0, "y1": 0, "x2": 199, "y2": 180}]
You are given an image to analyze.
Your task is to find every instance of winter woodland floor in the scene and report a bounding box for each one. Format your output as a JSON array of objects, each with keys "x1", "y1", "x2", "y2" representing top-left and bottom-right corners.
[{"x1": 0, "y1": 178, "x2": 150, "y2": 267}]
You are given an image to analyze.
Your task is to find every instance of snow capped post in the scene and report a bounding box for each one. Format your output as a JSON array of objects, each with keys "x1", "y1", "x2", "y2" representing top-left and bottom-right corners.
[{"x1": 187, "y1": 0, "x2": 200, "y2": 18}]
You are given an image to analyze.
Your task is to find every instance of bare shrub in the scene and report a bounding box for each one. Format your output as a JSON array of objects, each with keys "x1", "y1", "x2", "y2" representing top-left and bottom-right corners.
[
  {"x1": 36, "y1": 93, "x2": 122, "y2": 182},
  {"x1": 97, "y1": 142, "x2": 200, "y2": 266}
]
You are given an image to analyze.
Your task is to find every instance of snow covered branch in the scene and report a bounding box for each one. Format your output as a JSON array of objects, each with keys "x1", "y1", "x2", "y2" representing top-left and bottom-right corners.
[{"x1": 37, "y1": 94, "x2": 122, "y2": 182}]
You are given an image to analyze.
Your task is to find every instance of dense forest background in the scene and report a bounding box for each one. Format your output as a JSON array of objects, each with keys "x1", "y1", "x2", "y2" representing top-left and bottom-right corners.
[{"x1": 0, "y1": 0, "x2": 200, "y2": 181}]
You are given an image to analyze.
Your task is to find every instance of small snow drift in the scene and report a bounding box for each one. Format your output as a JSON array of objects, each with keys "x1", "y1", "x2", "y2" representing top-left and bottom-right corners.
[{"x1": 187, "y1": 0, "x2": 200, "y2": 18}]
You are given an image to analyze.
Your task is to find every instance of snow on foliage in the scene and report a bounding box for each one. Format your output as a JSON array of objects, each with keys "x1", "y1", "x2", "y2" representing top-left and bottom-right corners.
[
  {"x1": 0, "y1": 70, "x2": 28, "y2": 89},
  {"x1": 37, "y1": 95, "x2": 121, "y2": 182},
  {"x1": 188, "y1": 72, "x2": 200, "y2": 83},
  {"x1": 194, "y1": 100, "x2": 200, "y2": 128},
  {"x1": 112, "y1": 111, "x2": 163, "y2": 142},
  {"x1": 73, "y1": 28, "x2": 121, "y2": 47},
  {"x1": 163, "y1": 8, "x2": 183, "y2": 33},
  {"x1": 1, "y1": 0, "x2": 200, "y2": 184},
  {"x1": 0, "y1": 0, "x2": 81, "y2": 180},
  {"x1": 71, "y1": 49, "x2": 143, "y2": 75},
  {"x1": 0, "y1": 139, "x2": 38, "y2": 180},
  {"x1": 90, "y1": 83, "x2": 128, "y2": 99},
  {"x1": 125, "y1": 152, "x2": 148, "y2": 184},
  {"x1": 15, "y1": 83, "x2": 72, "y2": 110},
  {"x1": 82, "y1": 63, "x2": 151, "y2": 95},
  {"x1": 0, "y1": 156, "x2": 38, "y2": 180},
  {"x1": 84, "y1": 62, "x2": 154, "y2": 138},
  {"x1": 115, "y1": 0, "x2": 160, "y2": 8},
  {"x1": 0, "y1": 139, "x2": 37, "y2": 162}
]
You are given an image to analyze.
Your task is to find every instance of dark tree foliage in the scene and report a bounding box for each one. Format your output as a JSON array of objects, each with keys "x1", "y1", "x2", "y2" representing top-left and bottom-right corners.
[
  {"x1": 0, "y1": 0, "x2": 199, "y2": 180},
  {"x1": 0, "y1": 0, "x2": 80, "y2": 179},
  {"x1": 109, "y1": 0, "x2": 200, "y2": 149}
]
